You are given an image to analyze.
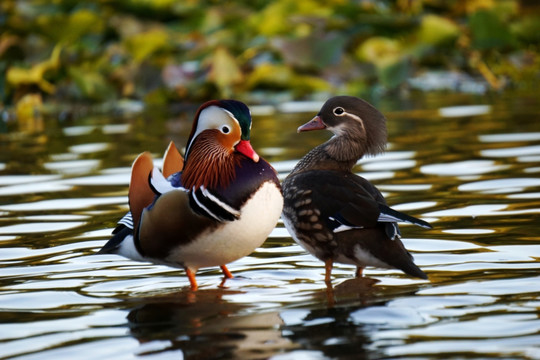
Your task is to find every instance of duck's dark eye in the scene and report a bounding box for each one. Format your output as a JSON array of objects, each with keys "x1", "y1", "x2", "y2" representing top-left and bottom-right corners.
[
  {"x1": 221, "y1": 125, "x2": 230, "y2": 134},
  {"x1": 333, "y1": 107, "x2": 345, "y2": 116}
]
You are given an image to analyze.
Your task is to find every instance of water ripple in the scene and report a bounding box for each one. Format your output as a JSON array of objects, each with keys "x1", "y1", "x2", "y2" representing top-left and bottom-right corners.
[
  {"x1": 421, "y1": 160, "x2": 509, "y2": 176},
  {"x1": 1, "y1": 95, "x2": 539, "y2": 359}
]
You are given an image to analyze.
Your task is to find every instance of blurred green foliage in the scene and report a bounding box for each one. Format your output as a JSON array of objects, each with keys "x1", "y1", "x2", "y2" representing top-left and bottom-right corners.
[{"x1": 1, "y1": 0, "x2": 540, "y2": 108}]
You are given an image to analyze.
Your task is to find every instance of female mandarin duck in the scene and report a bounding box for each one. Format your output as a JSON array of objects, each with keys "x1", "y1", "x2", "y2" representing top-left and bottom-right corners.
[
  {"x1": 282, "y1": 96, "x2": 431, "y2": 285},
  {"x1": 98, "y1": 100, "x2": 283, "y2": 290}
]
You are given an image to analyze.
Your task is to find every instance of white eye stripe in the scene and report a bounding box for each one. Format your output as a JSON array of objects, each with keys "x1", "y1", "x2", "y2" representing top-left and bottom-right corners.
[
  {"x1": 343, "y1": 111, "x2": 363, "y2": 123},
  {"x1": 332, "y1": 107, "x2": 363, "y2": 124},
  {"x1": 329, "y1": 110, "x2": 365, "y2": 135},
  {"x1": 186, "y1": 106, "x2": 238, "y2": 155},
  {"x1": 222, "y1": 109, "x2": 240, "y2": 125}
]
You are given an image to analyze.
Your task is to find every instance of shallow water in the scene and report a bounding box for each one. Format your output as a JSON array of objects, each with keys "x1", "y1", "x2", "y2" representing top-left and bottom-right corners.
[{"x1": 1, "y1": 93, "x2": 539, "y2": 359}]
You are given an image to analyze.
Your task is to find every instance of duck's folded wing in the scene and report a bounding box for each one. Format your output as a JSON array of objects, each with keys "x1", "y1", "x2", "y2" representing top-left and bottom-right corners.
[
  {"x1": 136, "y1": 189, "x2": 216, "y2": 258},
  {"x1": 349, "y1": 174, "x2": 432, "y2": 229},
  {"x1": 291, "y1": 171, "x2": 380, "y2": 232},
  {"x1": 377, "y1": 203, "x2": 432, "y2": 229},
  {"x1": 302, "y1": 171, "x2": 431, "y2": 234}
]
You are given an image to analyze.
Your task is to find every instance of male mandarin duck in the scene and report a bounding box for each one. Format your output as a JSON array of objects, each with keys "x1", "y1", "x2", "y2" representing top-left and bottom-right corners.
[
  {"x1": 98, "y1": 100, "x2": 283, "y2": 290},
  {"x1": 282, "y1": 96, "x2": 431, "y2": 284}
]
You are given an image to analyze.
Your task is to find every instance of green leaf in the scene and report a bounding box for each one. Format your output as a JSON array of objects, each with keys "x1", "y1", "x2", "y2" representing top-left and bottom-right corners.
[
  {"x1": 469, "y1": 10, "x2": 516, "y2": 50},
  {"x1": 69, "y1": 66, "x2": 114, "y2": 101},
  {"x1": 377, "y1": 59, "x2": 410, "y2": 89},
  {"x1": 272, "y1": 32, "x2": 347, "y2": 69},
  {"x1": 511, "y1": 15, "x2": 540, "y2": 43},
  {"x1": 36, "y1": 9, "x2": 104, "y2": 44}
]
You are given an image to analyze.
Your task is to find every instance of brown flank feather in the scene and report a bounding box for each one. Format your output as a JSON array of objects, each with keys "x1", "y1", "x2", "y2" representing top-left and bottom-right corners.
[{"x1": 128, "y1": 152, "x2": 155, "y2": 236}]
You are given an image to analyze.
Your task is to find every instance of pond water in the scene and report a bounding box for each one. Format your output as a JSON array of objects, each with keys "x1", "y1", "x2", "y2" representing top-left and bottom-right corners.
[{"x1": 1, "y1": 93, "x2": 539, "y2": 359}]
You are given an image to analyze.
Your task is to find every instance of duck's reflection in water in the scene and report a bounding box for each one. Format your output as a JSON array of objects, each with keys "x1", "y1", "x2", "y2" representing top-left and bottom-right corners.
[
  {"x1": 127, "y1": 288, "x2": 295, "y2": 359},
  {"x1": 125, "y1": 277, "x2": 389, "y2": 359}
]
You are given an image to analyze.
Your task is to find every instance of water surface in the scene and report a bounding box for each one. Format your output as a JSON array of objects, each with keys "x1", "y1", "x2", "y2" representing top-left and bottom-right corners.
[{"x1": 1, "y1": 93, "x2": 539, "y2": 359}]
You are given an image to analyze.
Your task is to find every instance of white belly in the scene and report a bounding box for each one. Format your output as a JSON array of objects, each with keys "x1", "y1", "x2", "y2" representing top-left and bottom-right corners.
[{"x1": 167, "y1": 181, "x2": 283, "y2": 271}]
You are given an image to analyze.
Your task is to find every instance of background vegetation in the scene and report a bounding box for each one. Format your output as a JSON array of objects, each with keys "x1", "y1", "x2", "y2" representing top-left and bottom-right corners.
[{"x1": 1, "y1": 0, "x2": 540, "y2": 114}]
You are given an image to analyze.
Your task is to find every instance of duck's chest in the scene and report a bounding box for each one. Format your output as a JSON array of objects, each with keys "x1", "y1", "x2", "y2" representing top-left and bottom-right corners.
[{"x1": 167, "y1": 180, "x2": 283, "y2": 270}]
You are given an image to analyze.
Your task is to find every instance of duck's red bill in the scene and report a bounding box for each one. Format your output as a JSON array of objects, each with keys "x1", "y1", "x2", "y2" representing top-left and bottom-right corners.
[{"x1": 236, "y1": 140, "x2": 260, "y2": 162}]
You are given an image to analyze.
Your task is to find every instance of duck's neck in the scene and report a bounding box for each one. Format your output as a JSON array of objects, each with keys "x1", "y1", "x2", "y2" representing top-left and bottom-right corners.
[
  {"x1": 182, "y1": 138, "x2": 239, "y2": 190},
  {"x1": 292, "y1": 134, "x2": 366, "y2": 174}
]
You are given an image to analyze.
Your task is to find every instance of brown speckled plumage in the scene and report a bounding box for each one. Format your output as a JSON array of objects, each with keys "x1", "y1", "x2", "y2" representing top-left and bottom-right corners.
[{"x1": 282, "y1": 96, "x2": 431, "y2": 284}]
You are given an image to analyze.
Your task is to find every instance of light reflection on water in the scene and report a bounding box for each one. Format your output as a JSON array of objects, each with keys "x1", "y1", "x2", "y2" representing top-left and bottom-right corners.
[{"x1": 1, "y1": 94, "x2": 540, "y2": 359}]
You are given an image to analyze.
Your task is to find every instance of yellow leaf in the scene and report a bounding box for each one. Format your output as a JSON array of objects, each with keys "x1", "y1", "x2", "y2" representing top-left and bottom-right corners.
[
  {"x1": 357, "y1": 37, "x2": 403, "y2": 68},
  {"x1": 289, "y1": 74, "x2": 331, "y2": 94},
  {"x1": 465, "y1": 0, "x2": 495, "y2": 13},
  {"x1": 130, "y1": 0, "x2": 179, "y2": 9},
  {"x1": 250, "y1": 0, "x2": 334, "y2": 36},
  {"x1": 6, "y1": 45, "x2": 62, "y2": 93},
  {"x1": 124, "y1": 28, "x2": 170, "y2": 63},
  {"x1": 418, "y1": 15, "x2": 459, "y2": 45},
  {"x1": 15, "y1": 94, "x2": 44, "y2": 133},
  {"x1": 246, "y1": 63, "x2": 292, "y2": 88},
  {"x1": 246, "y1": 62, "x2": 330, "y2": 94},
  {"x1": 67, "y1": 9, "x2": 104, "y2": 38},
  {"x1": 208, "y1": 47, "x2": 243, "y2": 92}
]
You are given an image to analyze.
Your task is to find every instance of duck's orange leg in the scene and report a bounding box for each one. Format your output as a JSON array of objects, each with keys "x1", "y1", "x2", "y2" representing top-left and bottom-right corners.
[
  {"x1": 324, "y1": 259, "x2": 335, "y2": 307},
  {"x1": 185, "y1": 268, "x2": 198, "y2": 291},
  {"x1": 355, "y1": 267, "x2": 364, "y2": 278},
  {"x1": 220, "y1": 265, "x2": 233, "y2": 279},
  {"x1": 324, "y1": 259, "x2": 333, "y2": 283}
]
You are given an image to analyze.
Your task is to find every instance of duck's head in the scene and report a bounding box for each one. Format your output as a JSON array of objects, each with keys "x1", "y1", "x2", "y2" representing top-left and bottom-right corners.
[
  {"x1": 185, "y1": 99, "x2": 259, "y2": 163},
  {"x1": 182, "y1": 100, "x2": 260, "y2": 189},
  {"x1": 298, "y1": 96, "x2": 387, "y2": 156}
]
